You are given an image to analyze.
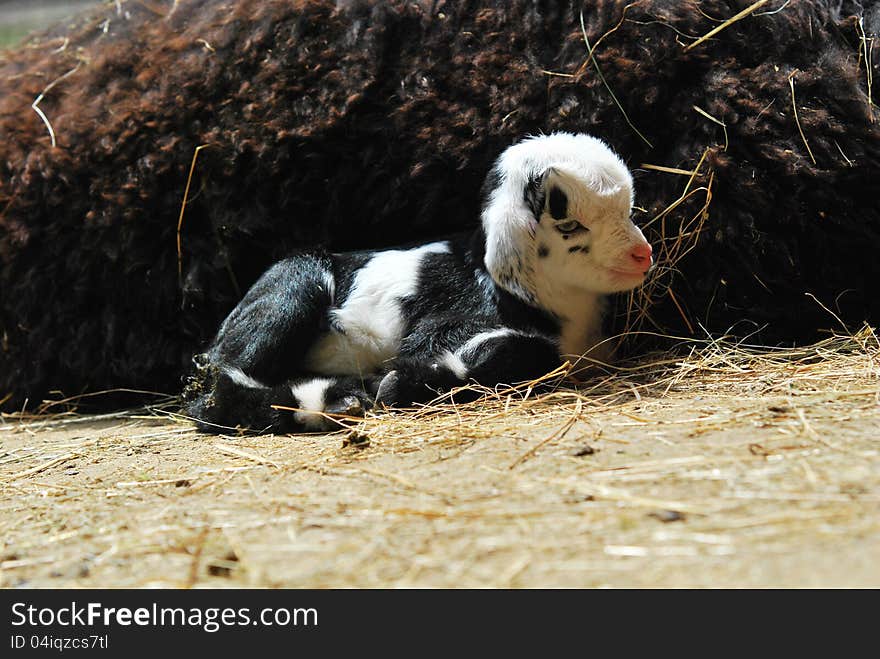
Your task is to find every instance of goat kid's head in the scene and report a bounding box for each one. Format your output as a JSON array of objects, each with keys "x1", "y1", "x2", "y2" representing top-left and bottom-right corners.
[{"x1": 482, "y1": 133, "x2": 652, "y2": 306}]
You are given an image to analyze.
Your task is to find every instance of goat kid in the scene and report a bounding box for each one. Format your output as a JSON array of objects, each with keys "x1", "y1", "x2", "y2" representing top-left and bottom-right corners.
[{"x1": 183, "y1": 133, "x2": 653, "y2": 433}]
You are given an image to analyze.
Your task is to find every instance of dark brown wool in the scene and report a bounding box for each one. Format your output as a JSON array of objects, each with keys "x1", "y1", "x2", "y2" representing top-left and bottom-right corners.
[{"x1": 1, "y1": 0, "x2": 878, "y2": 410}]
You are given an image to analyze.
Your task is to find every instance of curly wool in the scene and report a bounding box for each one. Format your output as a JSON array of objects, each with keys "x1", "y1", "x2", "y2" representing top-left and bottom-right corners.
[{"x1": 1, "y1": 0, "x2": 878, "y2": 409}]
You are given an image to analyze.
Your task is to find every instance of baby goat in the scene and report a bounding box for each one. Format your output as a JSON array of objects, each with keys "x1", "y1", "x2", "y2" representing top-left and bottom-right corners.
[{"x1": 183, "y1": 132, "x2": 653, "y2": 433}]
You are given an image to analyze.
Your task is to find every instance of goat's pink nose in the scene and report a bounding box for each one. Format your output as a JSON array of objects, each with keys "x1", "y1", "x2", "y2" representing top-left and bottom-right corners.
[{"x1": 630, "y1": 242, "x2": 653, "y2": 266}]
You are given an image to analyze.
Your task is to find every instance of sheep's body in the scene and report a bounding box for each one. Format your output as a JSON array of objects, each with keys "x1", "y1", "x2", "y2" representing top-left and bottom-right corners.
[
  {"x1": 186, "y1": 133, "x2": 653, "y2": 432},
  {"x1": 2, "y1": 1, "x2": 878, "y2": 411}
]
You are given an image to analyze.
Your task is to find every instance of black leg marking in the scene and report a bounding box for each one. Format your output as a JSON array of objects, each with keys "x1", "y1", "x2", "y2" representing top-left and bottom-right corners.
[
  {"x1": 207, "y1": 253, "x2": 334, "y2": 384},
  {"x1": 186, "y1": 369, "x2": 381, "y2": 435},
  {"x1": 377, "y1": 332, "x2": 561, "y2": 407},
  {"x1": 185, "y1": 364, "x2": 299, "y2": 434},
  {"x1": 375, "y1": 359, "x2": 465, "y2": 407},
  {"x1": 322, "y1": 375, "x2": 383, "y2": 422},
  {"x1": 465, "y1": 333, "x2": 561, "y2": 387}
]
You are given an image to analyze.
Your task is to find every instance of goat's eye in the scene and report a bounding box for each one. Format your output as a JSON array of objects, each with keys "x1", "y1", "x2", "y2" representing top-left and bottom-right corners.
[{"x1": 555, "y1": 219, "x2": 583, "y2": 233}]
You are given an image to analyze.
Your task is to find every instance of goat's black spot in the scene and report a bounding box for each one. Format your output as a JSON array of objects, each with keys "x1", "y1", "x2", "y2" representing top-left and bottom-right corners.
[
  {"x1": 538, "y1": 244, "x2": 549, "y2": 258},
  {"x1": 548, "y1": 187, "x2": 567, "y2": 220}
]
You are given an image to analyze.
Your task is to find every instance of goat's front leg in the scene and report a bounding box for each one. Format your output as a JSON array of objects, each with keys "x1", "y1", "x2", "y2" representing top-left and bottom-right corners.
[{"x1": 376, "y1": 327, "x2": 561, "y2": 407}]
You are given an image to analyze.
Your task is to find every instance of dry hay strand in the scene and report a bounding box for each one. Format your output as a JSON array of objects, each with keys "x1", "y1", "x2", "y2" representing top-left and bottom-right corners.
[
  {"x1": 0, "y1": 388, "x2": 179, "y2": 434},
  {"x1": 578, "y1": 8, "x2": 653, "y2": 148},
  {"x1": 685, "y1": 0, "x2": 773, "y2": 51},
  {"x1": 617, "y1": 146, "x2": 716, "y2": 342},
  {"x1": 176, "y1": 144, "x2": 211, "y2": 285},
  {"x1": 788, "y1": 70, "x2": 817, "y2": 164},
  {"x1": 856, "y1": 15, "x2": 876, "y2": 123}
]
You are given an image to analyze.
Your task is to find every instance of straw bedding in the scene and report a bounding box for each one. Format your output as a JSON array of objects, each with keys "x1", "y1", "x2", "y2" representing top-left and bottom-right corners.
[{"x1": 1, "y1": 329, "x2": 877, "y2": 587}]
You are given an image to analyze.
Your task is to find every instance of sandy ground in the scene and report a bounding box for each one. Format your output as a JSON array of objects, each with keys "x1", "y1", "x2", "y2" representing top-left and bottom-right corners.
[{"x1": 1, "y1": 334, "x2": 879, "y2": 588}]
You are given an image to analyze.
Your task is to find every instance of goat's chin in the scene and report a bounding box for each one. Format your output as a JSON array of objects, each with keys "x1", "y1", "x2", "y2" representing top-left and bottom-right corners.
[
  {"x1": 604, "y1": 263, "x2": 651, "y2": 289},
  {"x1": 574, "y1": 269, "x2": 648, "y2": 295}
]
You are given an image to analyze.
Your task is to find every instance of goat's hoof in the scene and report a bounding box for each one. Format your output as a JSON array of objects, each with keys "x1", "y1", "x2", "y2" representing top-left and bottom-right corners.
[
  {"x1": 375, "y1": 371, "x2": 400, "y2": 406},
  {"x1": 326, "y1": 395, "x2": 364, "y2": 419}
]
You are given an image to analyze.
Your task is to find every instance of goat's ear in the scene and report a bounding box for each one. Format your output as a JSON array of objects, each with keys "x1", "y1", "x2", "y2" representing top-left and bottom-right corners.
[
  {"x1": 525, "y1": 167, "x2": 576, "y2": 221},
  {"x1": 545, "y1": 167, "x2": 579, "y2": 220},
  {"x1": 523, "y1": 167, "x2": 555, "y2": 221},
  {"x1": 546, "y1": 183, "x2": 568, "y2": 221}
]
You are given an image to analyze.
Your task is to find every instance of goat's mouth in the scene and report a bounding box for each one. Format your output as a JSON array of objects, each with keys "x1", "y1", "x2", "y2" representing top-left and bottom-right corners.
[{"x1": 606, "y1": 266, "x2": 649, "y2": 279}]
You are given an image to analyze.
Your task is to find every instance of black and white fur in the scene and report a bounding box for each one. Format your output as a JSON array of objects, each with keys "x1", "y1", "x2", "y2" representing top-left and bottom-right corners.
[{"x1": 183, "y1": 133, "x2": 654, "y2": 433}]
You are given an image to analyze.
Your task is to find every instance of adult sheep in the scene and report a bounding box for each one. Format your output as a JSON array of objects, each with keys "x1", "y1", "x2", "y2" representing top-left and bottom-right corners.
[{"x1": 1, "y1": 0, "x2": 878, "y2": 411}]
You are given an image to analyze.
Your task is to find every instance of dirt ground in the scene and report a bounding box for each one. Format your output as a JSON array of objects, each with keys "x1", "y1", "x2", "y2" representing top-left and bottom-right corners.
[{"x1": 1, "y1": 332, "x2": 879, "y2": 588}]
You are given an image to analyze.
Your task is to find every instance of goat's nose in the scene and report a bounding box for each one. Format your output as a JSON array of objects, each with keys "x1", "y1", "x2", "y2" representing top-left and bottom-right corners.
[{"x1": 630, "y1": 242, "x2": 653, "y2": 268}]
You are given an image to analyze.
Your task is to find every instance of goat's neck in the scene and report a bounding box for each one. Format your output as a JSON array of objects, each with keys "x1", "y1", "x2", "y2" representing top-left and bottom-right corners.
[{"x1": 533, "y1": 277, "x2": 607, "y2": 362}]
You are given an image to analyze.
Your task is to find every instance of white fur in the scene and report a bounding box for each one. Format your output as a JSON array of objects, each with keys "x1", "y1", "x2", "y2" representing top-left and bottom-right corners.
[
  {"x1": 290, "y1": 377, "x2": 334, "y2": 430},
  {"x1": 438, "y1": 328, "x2": 517, "y2": 381},
  {"x1": 304, "y1": 242, "x2": 451, "y2": 375},
  {"x1": 482, "y1": 132, "x2": 652, "y2": 360},
  {"x1": 437, "y1": 351, "x2": 469, "y2": 379},
  {"x1": 552, "y1": 295, "x2": 608, "y2": 360},
  {"x1": 222, "y1": 366, "x2": 267, "y2": 389},
  {"x1": 482, "y1": 132, "x2": 638, "y2": 302},
  {"x1": 439, "y1": 328, "x2": 551, "y2": 380},
  {"x1": 457, "y1": 328, "x2": 517, "y2": 360},
  {"x1": 322, "y1": 270, "x2": 336, "y2": 301}
]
